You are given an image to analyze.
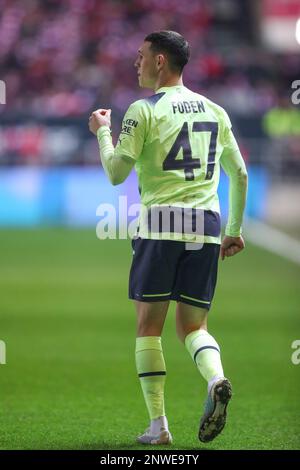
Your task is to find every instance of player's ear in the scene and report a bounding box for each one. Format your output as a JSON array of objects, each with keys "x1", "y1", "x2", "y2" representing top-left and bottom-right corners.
[{"x1": 156, "y1": 54, "x2": 165, "y2": 70}]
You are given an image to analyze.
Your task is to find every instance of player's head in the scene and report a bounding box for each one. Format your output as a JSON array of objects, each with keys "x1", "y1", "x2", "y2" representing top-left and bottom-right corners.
[{"x1": 134, "y1": 31, "x2": 190, "y2": 89}]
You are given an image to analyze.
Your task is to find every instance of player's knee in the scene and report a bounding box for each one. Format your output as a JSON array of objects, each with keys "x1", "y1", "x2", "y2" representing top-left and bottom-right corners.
[{"x1": 136, "y1": 314, "x2": 163, "y2": 337}]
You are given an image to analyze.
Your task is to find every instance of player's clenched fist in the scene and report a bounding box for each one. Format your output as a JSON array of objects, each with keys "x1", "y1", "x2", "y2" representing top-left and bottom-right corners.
[
  {"x1": 220, "y1": 235, "x2": 245, "y2": 260},
  {"x1": 88, "y1": 109, "x2": 111, "y2": 135}
]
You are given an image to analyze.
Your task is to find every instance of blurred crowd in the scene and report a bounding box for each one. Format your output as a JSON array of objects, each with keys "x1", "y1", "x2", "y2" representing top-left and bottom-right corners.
[
  {"x1": 0, "y1": 0, "x2": 299, "y2": 174},
  {"x1": 0, "y1": 0, "x2": 298, "y2": 118}
]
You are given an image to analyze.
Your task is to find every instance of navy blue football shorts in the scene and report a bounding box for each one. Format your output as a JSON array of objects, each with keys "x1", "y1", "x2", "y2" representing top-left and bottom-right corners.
[{"x1": 128, "y1": 238, "x2": 220, "y2": 310}]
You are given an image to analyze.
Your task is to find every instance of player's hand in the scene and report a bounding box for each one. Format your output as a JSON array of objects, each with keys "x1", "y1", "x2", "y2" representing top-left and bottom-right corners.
[
  {"x1": 220, "y1": 235, "x2": 245, "y2": 260},
  {"x1": 89, "y1": 109, "x2": 111, "y2": 135}
]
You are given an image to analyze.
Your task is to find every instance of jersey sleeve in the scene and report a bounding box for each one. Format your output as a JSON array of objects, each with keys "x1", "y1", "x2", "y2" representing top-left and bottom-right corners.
[
  {"x1": 220, "y1": 109, "x2": 240, "y2": 155},
  {"x1": 114, "y1": 100, "x2": 149, "y2": 162},
  {"x1": 219, "y1": 110, "x2": 248, "y2": 237}
]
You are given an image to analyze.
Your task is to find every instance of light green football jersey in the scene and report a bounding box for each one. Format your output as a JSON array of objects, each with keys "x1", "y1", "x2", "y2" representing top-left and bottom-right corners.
[{"x1": 115, "y1": 85, "x2": 240, "y2": 243}]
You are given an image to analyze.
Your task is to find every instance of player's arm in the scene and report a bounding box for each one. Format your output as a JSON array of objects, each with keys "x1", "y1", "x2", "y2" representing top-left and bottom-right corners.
[
  {"x1": 219, "y1": 127, "x2": 248, "y2": 260},
  {"x1": 89, "y1": 101, "x2": 146, "y2": 185}
]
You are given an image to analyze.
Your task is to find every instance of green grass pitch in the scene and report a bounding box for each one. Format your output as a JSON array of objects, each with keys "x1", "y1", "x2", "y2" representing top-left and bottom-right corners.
[{"x1": 0, "y1": 229, "x2": 299, "y2": 450}]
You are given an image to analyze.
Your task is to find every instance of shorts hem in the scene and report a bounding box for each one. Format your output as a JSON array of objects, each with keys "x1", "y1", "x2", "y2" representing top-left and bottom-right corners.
[
  {"x1": 129, "y1": 293, "x2": 212, "y2": 309},
  {"x1": 171, "y1": 295, "x2": 212, "y2": 310},
  {"x1": 129, "y1": 293, "x2": 172, "y2": 302}
]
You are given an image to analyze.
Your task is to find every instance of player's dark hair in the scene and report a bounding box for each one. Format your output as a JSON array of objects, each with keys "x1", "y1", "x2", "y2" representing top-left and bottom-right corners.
[{"x1": 144, "y1": 31, "x2": 190, "y2": 74}]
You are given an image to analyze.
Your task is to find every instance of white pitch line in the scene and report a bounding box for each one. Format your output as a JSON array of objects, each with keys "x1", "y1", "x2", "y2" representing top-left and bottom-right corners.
[{"x1": 244, "y1": 219, "x2": 300, "y2": 265}]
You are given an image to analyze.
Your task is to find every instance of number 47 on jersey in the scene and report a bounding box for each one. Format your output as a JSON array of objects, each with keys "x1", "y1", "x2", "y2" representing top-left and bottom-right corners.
[{"x1": 163, "y1": 121, "x2": 218, "y2": 181}]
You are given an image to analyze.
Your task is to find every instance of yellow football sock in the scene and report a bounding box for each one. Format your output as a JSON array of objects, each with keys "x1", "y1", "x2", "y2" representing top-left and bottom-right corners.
[
  {"x1": 135, "y1": 336, "x2": 166, "y2": 420},
  {"x1": 185, "y1": 329, "x2": 224, "y2": 382}
]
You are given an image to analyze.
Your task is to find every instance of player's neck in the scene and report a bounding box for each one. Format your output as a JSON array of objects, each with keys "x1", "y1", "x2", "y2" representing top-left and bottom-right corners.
[{"x1": 153, "y1": 75, "x2": 183, "y2": 92}]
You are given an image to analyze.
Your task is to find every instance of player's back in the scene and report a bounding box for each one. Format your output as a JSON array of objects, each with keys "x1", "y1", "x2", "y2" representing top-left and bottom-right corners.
[{"x1": 136, "y1": 84, "x2": 229, "y2": 213}]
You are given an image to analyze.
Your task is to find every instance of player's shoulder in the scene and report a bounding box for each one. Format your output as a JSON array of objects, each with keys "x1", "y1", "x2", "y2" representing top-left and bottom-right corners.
[
  {"x1": 200, "y1": 93, "x2": 231, "y2": 128},
  {"x1": 191, "y1": 90, "x2": 228, "y2": 118},
  {"x1": 125, "y1": 93, "x2": 167, "y2": 125},
  {"x1": 126, "y1": 97, "x2": 154, "y2": 117}
]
